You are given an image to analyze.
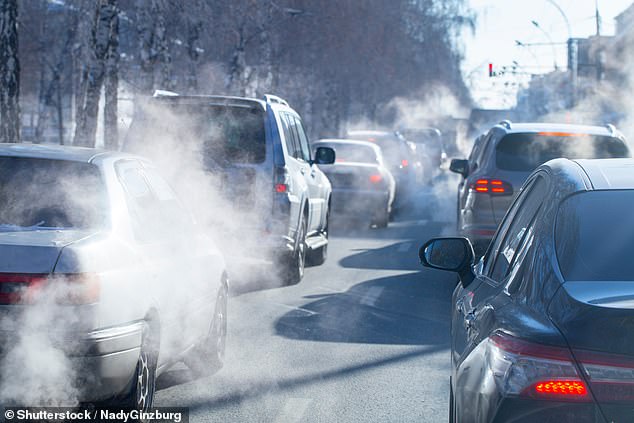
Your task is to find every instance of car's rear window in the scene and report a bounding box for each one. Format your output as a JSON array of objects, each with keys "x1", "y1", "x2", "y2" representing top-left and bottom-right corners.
[
  {"x1": 496, "y1": 133, "x2": 630, "y2": 171},
  {"x1": 556, "y1": 190, "x2": 634, "y2": 281},
  {"x1": 326, "y1": 144, "x2": 377, "y2": 164},
  {"x1": 126, "y1": 102, "x2": 266, "y2": 165},
  {"x1": 0, "y1": 158, "x2": 107, "y2": 230}
]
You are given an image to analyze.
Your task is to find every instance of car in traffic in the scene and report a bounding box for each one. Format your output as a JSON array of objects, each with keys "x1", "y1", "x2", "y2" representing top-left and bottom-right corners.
[
  {"x1": 0, "y1": 143, "x2": 227, "y2": 409},
  {"x1": 420, "y1": 157, "x2": 634, "y2": 422},
  {"x1": 400, "y1": 127, "x2": 448, "y2": 182},
  {"x1": 450, "y1": 121, "x2": 630, "y2": 254},
  {"x1": 125, "y1": 92, "x2": 336, "y2": 285},
  {"x1": 345, "y1": 130, "x2": 423, "y2": 208},
  {"x1": 312, "y1": 139, "x2": 396, "y2": 228}
]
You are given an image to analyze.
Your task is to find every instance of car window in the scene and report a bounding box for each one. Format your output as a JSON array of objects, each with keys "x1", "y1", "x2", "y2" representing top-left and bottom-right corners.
[
  {"x1": 143, "y1": 167, "x2": 194, "y2": 229},
  {"x1": 280, "y1": 112, "x2": 300, "y2": 159},
  {"x1": 293, "y1": 116, "x2": 312, "y2": 162},
  {"x1": 556, "y1": 190, "x2": 634, "y2": 281},
  {"x1": 0, "y1": 157, "x2": 107, "y2": 230},
  {"x1": 117, "y1": 161, "x2": 163, "y2": 243},
  {"x1": 488, "y1": 176, "x2": 547, "y2": 282},
  {"x1": 496, "y1": 133, "x2": 630, "y2": 171}
]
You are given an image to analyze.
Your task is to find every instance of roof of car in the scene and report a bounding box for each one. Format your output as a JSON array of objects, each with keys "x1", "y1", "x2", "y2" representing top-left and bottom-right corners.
[
  {"x1": 150, "y1": 94, "x2": 267, "y2": 110},
  {"x1": 0, "y1": 143, "x2": 125, "y2": 163},
  {"x1": 496, "y1": 122, "x2": 622, "y2": 138},
  {"x1": 346, "y1": 130, "x2": 396, "y2": 138},
  {"x1": 574, "y1": 158, "x2": 634, "y2": 190},
  {"x1": 314, "y1": 139, "x2": 379, "y2": 149}
]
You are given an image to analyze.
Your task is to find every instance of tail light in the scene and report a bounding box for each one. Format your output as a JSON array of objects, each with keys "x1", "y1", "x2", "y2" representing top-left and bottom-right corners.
[
  {"x1": 576, "y1": 350, "x2": 634, "y2": 402},
  {"x1": 486, "y1": 332, "x2": 590, "y2": 401},
  {"x1": 0, "y1": 273, "x2": 48, "y2": 305},
  {"x1": 401, "y1": 159, "x2": 409, "y2": 168},
  {"x1": 274, "y1": 166, "x2": 290, "y2": 194},
  {"x1": 0, "y1": 273, "x2": 100, "y2": 305},
  {"x1": 369, "y1": 174, "x2": 383, "y2": 184},
  {"x1": 470, "y1": 178, "x2": 513, "y2": 195}
]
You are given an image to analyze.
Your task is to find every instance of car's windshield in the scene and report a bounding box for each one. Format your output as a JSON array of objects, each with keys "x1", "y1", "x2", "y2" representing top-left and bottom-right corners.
[
  {"x1": 556, "y1": 190, "x2": 634, "y2": 281},
  {"x1": 327, "y1": 144, "x2": 378, "y2": 164},
  {"x1": 496, "y1": 133, "x2": 630, "y2": 171},
  {"x1": 0, "y1": 157, "x2": 107, "y2": 230}
]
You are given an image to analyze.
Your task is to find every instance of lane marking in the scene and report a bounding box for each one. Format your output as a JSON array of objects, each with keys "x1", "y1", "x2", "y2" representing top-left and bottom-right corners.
[
  {"x1": 360, "y1": 286, "x2": 384, "y2": 306},
  {"x1": 397, "y1": 242, "x2": 412, "y2": 252},
  {"x1": 273, "y1": 302, "x2": 318, "y2": 316},
  {"x1": 416, "y1": 219, "x2": 429, "y2": 225},
  {"x1": 274, "y1": 398, "x2": 313, "y2": 423}
]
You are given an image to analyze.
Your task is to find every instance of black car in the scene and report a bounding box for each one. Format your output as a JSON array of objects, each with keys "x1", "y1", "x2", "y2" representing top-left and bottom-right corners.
[{"x1": 420, "y1": 158, "x2": 634, "y2": 422}]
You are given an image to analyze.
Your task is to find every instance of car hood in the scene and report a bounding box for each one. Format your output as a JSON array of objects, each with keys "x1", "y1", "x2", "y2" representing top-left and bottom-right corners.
[{"x1": 0, "y1": 229, "x2": 95, "y2": 273}]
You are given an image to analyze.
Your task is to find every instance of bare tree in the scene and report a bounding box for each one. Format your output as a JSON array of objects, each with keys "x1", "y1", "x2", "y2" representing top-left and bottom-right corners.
[
  {"x1": 73, "y1": 0, "x2": 118, "y2": 147},
  {"x1": 104, "y1": 3, "x2": 119, "y2": 149},
  {"x1": 0, "y1": 0, "x2": 20, "y2": 143}
]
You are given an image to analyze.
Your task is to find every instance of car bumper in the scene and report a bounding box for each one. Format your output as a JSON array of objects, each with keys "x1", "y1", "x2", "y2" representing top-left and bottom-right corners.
[
  {"x1": 492, "y1": 397, "x2": 606, "y2": 423},
  {"x1": 0, "y1": 321, "x2": 143, "y2": 402},
  {"x1": 331, "y1": 189, "x2": 389, "y2": 217}
]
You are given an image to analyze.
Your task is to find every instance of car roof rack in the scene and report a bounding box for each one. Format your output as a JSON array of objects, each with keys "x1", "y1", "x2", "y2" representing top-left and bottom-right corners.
[
  {"x1": 153, "y1": 89, "x2": 179, "y2": 97},
  {"x1": 498, "y1": 120, "x2": 512, "y2": 129},
  {"x1": 264, "y1": 94, "x2": 289, "y2": 107},
  {"x1": 605, "y1": 123, "x2": 617, "y2": 135}
]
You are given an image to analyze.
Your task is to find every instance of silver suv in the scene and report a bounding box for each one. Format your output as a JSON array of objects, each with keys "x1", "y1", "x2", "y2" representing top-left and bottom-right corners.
[
  {"x1": 451, "y1": 121, "x2": 630, "y2": 253},
  {"x1": 125, "y1": 93, "x2": 335, "y2": 285}
]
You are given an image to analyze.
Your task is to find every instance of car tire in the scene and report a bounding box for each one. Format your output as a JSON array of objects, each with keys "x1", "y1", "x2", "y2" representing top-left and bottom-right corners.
[
  {"x1": 281, "y1": 215, "x2": 307, "y2": 285},
  {"x1": 119, "y1": 323, "x2": 158, "y2": 413},
  {"x1": 306, "y1": 213, "x2": 328, "y2": 266},
  {"x1": 185, "y1": 278, "x2": 228, "y2": 376}
]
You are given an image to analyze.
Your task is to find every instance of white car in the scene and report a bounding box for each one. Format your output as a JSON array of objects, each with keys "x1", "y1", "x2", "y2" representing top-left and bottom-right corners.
[{"x1": 0, "y1": 144, "x2": 227, "y2": 409}]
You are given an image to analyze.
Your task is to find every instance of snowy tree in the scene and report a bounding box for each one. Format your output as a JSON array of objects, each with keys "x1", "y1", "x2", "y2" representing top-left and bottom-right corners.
[{"x1": 0, "y1": 0, "x2": 20, "y2": 143}]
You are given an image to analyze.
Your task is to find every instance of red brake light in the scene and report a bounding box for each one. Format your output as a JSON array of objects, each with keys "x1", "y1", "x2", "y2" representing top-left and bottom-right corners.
[
  {"x1": 470, "y1": 178, "x2": 512, "y2": 195},
  {"x1": 0, "y1": 273, "x2": 100, "y2": 305},
  {"x1": 401, "y1": 159, "x2": 409, "y2": 167},
  {"x1": 0, "y1": 274, "x2": 47, "y2": 304},
  {"x1": 369, "y1": 174, "x2": 383, "y2": 184},
  {"x1": 275, "y1": 183, "x2": 287, "y2": 193},
  {"x1": 533, "y1": 380, "x2": 588, "y2": 397}
]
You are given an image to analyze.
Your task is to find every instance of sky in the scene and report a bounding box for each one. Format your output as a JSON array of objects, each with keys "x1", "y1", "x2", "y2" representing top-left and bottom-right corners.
[{"x1": 462, "y1": 0, "x2": 633, "y2": 108}]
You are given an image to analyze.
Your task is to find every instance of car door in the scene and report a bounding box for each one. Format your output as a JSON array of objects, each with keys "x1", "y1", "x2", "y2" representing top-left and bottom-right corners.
[
  {"x1": 458, "y1": 133, "x2": 487, "y2": 222},
  {"x1": 116, "y1": 160, "x2": 188, "y2": 360},
  {"x1": 279, "y1": 111, "x2": 308, "y2": 233},
  {"x1": 141, "y1": 165, "x2": 220, "y2": 346},
  {"x1": 452, "y1": 174, "x2": 548, "y2": 371},
  {"x1": 292, "y1": 114, "x2": 327, "y2": 233},
  {"x1": 283, "y1": 113, "x2": 319, "y2": 232}
]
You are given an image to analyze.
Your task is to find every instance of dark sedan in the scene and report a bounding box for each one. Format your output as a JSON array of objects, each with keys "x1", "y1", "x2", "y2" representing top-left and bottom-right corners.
[
  {"x1": 419, "y1": 158, "x2": 634, "y2": 422},
  {"x1": 314, "y1": 139, "x2": 395, "y2": 227}
]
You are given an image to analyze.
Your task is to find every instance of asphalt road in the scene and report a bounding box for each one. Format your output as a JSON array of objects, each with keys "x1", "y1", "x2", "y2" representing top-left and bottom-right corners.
[{"x1": 155, "y1": 180, "x2": 461, "y2": 422}]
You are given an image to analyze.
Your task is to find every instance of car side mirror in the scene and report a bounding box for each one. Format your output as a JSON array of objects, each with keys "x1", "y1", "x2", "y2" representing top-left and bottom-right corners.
[
  {"x1": 419, "y1": 237, "x2": 475, "y2": 287},
  {"x1": 450, "y1": 159, "x2": 469, "y2": 178},
  {"x1": 314, "y1": 146, "x2": 336, "y2": 165}
]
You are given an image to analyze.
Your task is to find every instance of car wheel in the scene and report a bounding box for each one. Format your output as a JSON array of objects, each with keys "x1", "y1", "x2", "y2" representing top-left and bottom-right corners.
[
  {"x1": 306, "y1": 213, "x2": 328, "y2": 266},
  {"x1": 120, "y1": 324, "x2": 158, "y2": 413},
  {"x1": 185, "y1": 279, "x2": 228, "y2": 376},
  {"x1": 281, "y1": 215, "x2": 306, "y2": 285}
]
